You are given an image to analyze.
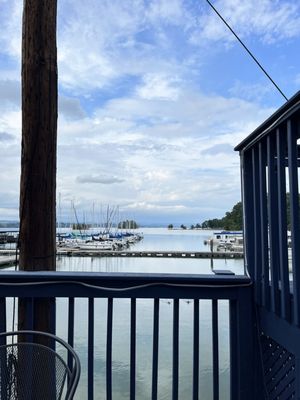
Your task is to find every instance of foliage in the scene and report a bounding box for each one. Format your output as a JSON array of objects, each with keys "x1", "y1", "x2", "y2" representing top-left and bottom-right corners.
[
  {"x1": 201, "y1": 202, "x2": 243, "y2": 230},
  {"x1": 118, "y1": 220, "x2": 138, "y2": 229},
  {"x1": 72, "y1": 223, "x2": 90, "y2": 230},
  {"x1": 167, "y1": 224, "x2": 174, "y2": 229}
]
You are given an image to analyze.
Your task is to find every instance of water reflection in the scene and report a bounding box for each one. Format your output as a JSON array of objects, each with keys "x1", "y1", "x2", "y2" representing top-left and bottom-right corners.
[{"x1": 55, "y1": 229, "x2": 241, "y2": 399}]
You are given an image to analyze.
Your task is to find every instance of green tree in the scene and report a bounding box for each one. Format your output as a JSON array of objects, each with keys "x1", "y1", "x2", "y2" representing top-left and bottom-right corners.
[{"x1": 200, "y1": 201, "x2": 243, "y2": 230}]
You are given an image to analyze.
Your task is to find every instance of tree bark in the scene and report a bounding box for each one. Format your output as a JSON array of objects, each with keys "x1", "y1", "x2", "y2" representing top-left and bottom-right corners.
[{"x1": 19, "y1": 0, "x2": 57, "y2": 332}]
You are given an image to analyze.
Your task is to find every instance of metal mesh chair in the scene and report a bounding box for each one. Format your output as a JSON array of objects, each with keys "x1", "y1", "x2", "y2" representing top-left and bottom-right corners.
[{"x1": 0, "y1": 330, "x2": 80, "y2": 400}]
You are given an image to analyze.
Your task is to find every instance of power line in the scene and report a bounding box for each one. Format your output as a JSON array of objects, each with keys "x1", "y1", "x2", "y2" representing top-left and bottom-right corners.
[{"x1": 206, "y1": 0, "x2": 288, "y2": 102}]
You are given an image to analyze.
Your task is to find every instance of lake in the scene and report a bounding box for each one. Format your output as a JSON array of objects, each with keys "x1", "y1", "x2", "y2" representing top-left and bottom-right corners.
[{"x1": 54, "y1": 228, "x2": 244, "y2": 399}]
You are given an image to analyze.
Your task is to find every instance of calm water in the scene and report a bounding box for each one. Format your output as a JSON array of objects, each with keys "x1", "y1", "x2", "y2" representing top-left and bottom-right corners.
[
  {"x1": 56, "y1": 228, "x2": 244, "y2": 275},
  {"x1": 54, "y1": 228, "x2": 244, "y2": 399}
]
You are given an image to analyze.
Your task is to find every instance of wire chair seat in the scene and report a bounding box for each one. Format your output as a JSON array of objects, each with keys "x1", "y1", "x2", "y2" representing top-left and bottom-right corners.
[{"x1": 0, "y1": 330, "x2": 80, "y2": 400}]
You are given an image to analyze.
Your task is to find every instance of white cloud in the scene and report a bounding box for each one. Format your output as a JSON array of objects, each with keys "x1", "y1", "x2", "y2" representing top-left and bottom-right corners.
[
  {"x1": 146, "y1": 0, "x2": 187, "y2": 25},
  {"x1": 76, "y1": 174, "x2": 125, "y2": 184},
  {"x1": 0, "y1": 80, "x2": 20, "y2": 107},
  {"x1": 0, "y1": 1, "x2": 22, "y2": 58},
  {"x1": 52, "y1": 88, "x2": 274, "y2": 222},
  {"x1": 0, "y1": 0, "x2": 294, "y2": 223},
  {"x1": 136, "y1": 74, "x2": 181, "y2": 100},
  {"x1": 59, "y1": 96, "x2": 86, "y2": 120},
  {"x1": 192, "y1": 0, "x2": 300, "y2": 46}
]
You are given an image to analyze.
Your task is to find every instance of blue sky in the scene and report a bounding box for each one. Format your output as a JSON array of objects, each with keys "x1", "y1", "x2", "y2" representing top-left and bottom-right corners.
[{"x1": 1, "y1": 0, "x2": 300, "y2": 226}]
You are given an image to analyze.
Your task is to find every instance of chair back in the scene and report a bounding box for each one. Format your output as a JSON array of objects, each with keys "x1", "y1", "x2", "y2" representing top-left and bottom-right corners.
[{"x1": 0, "y1": 330, "x2": 80, "y2": 400}]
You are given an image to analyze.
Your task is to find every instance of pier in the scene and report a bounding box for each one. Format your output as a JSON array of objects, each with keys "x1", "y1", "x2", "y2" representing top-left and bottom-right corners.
[{"x1": 0, "y1": 249, "x2": 243, "y2": 259}]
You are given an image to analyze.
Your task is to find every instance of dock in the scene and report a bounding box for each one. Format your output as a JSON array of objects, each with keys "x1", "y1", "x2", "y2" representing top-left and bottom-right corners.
[
  {"x1": 57, "y1": 249, "x2": 244, "y2": 258},
  {"x1": 0, "y1": 249, "x2": 243, "y2": 259}
]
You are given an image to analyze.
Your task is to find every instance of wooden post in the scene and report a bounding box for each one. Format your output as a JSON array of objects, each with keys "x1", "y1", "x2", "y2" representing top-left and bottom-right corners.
[{"x1": 19, "y1": 0, "x2": 57, "y2": 332}]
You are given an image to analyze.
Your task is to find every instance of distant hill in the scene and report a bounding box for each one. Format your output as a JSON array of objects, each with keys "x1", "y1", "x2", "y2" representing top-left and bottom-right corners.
[{"x1": 201, "y1": 202, "x2": 243, "y2": 230}]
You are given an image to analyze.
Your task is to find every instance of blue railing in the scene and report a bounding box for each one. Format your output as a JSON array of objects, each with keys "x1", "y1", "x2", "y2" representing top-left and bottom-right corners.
[
  {"x1": 236, "y1": 90, "x2": 300, "y2": 399},
  {"x1": 0, "y1": 271, "x2": 253, "y2": 400}
]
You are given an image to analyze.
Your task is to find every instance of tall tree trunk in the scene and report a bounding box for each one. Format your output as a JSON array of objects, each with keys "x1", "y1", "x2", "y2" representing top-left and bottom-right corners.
[{"x1": 19, "y1": 0, "x2": 57, "y2": 333}]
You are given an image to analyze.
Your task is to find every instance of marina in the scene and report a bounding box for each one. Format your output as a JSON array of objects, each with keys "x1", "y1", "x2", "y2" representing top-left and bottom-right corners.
[{"x1": 0, "y1": 248, "x2": 243, "y2": 259}]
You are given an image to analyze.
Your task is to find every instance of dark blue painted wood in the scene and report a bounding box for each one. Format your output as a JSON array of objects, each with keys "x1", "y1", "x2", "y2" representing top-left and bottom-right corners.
[
  {"x1": 193, "y1": 299, "x2": 199, "y2": 400},
  {"x1": 235, "y1": 288, "x2": 256, "y2": 400},
  {"x1": 106, "y1": 298, "x2": 113, "y2": 400},
  {"x1": 241, "y1": 151, "x2": 255, "y2": 277},
  {"x1": 267, "y1": 134, "x2": 280, "y2": 315},
  {"x1": 0, "y1": 272, "x2": 251, "y2": 300},
  {"x1": 287, "y1": 119, "x2": 300, "y2": 326},
  {"x1": 0, "y1": 298, "x2": 6, "y2": 334},
  {"x1": 229, "y1": 300, "x2": 238, "y2": 400},
  {"x1": 276, "y1": 127, "x2": 291, "y2": 321},
  {"x1": 252, "y1": 146, "x2": 262, "y2": 305},
  {"x1": 0, "y1": 298, "x2": 7, "y2": 400},
  {"x1": 49, "y1": 297, "x2": 56, "y2": 335},
  {"x1": 25, "y1": 297, "x2": 34, "y2": 330},
  {"x1": 0, "y1": 271, "x2": 254, "y2": 399},
  {"x1": 172, "y1": 299, "x2": 179, "y2": 400},
  {"x1": 296, "y1": 358, "x2": 300, "y2": 399},
  {"x1": 152, "y1": 298, "x2": 159, "y2": 400},
  {"x1": 259, "y1": 140, "x2": 270, "y2": 310},
  {"x1": 130, "y1": 298, "x2": 136, "y2": 400},
  {"x1": 236, "y1": 91, "x2": 300, "y2": 399},
  {"x1": 212, "y1": 299, "x2": 219, "y2": 400},
  {"x1": 88, "y1": 298, "x2": 94, "y2": 400},
  {"x1": 68, "y1": 297, "x2": 75, "y2": 381}
]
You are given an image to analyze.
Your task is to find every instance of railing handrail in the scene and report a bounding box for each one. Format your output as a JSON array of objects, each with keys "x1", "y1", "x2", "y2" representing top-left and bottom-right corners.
[{"x1": 0, "y1": 271, "x2": 251, "y2": 299}]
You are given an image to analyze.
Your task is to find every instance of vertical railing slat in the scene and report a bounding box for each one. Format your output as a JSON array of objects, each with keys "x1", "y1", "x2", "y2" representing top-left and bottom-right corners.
[
  {"x1": 241, "y1": 150, "x2": 255, "y2": 277},
  {"x1": 106, "y1": 298, "x2": 113, "y2": 400},
  {"x1": 130, "y1": 298, "x2": 136, "y2": 400},
  {"x1": 88, "y1": 298, "x2": 94, "y2": 400},
  {"x1": 287, "y1": 119, "x2": 300, "y2": 326},
  {"x1": 212, "y1": 299, "x2": 219, "y2": 400},
  {"x1": 68, "y1": 297, "x2": 75, "y2": 376},
  {"x1": 172, "y1": 299, "x2": 179, "y2": 400},
  {"x1": 235, "y1": 288, "x2": 256, "y2": 399},
  {"x1": 259, "y1": 140, "x2": 270, "y2": 309},
  {"x1": 0, "y1": 298, "x2": 6, "y2": 334},
  {"x1": 267, "y1": 134, "x2": 280, "y2": 315},
  {"x1": 152, "y1": 298, "x2": 159, "y2": 400},
  {"x1": 252, "y1": 146, "x2": 262, "y2": 305},
  {"x1": 0, "y1": 298, "x2": 7, "y2": 400},
  {"x1": 25, "y1": 297, "x2": 34, "y2": 330},
  {"x1": 276, "y1": 127, "x2": 291, "y2": 321},
  {"x1": 193, "y1": 299, "x2": 199, "y2": 400},
  {"x1": 229, "y1": 300, "x2": 238, "y2": 400}
]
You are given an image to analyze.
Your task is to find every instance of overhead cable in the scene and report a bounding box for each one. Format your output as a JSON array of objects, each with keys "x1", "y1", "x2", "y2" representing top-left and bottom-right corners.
[{"x1": 206, "y1": 0, "x2": 288, "y2": 101}]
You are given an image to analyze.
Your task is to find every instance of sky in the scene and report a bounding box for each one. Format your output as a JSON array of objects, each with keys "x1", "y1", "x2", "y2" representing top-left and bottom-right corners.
[{"x1": 1, "y1": 0, "x2": 300, "y2": 226}]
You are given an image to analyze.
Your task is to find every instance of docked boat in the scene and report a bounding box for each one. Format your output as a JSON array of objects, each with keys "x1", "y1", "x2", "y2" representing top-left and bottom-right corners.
[{"x1": 204, "y1": 231, "x2": 243, "y2": 251}]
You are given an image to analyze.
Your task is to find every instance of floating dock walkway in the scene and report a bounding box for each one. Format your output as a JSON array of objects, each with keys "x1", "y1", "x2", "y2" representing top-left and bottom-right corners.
[
  {"x1": 0, "y1": 249, "x2": 243, "y2": 259},
  {"x1": 57, "y1": 249, "x2": 243, "y2": 258}
]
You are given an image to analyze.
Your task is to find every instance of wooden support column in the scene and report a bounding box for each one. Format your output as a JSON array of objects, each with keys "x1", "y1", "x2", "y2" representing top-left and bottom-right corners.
[{"x1": 19, "y1": 0, "x2": 57, "y2": 332}]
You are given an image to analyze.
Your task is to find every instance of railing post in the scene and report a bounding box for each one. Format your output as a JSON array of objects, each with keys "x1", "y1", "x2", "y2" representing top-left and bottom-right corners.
[
  {"x1": 240, "y1": 150, "x2": 254, "y2": 277},
  {"x1": 230, "y1": 286, "x2": 262, "y2": 400}
]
